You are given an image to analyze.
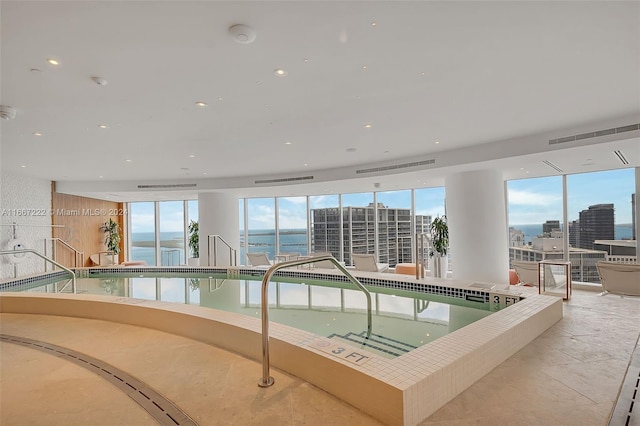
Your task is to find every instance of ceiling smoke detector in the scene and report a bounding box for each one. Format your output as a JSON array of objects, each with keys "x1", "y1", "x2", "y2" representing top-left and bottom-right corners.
[
  {"x1": 229, "y1": 24, "x2": 256, "y2": 44},
  {"x1": 0, "y1": 105, "x2": 16, "y2": 120}
]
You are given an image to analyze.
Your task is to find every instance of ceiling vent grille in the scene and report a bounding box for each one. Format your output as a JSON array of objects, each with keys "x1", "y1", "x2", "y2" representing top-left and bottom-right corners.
[
  {"x1": 549, "y1": 123, "x2": 639, "y2": 145},
  {"x1": 542, "y1": 160, "x2": 564, "y2": 173},
  {"x1": 356, "y1": 159, "x2": 436, "y2": 174},
  {"x1": 137, "y1": 183, "x2": 197, "y2": 189},
  {"x1": 254, "y1": 175, "x2": 314, "y2": 184},
  {"x1": 613, "y1": 150, "x2": 629, "y2": 165}
]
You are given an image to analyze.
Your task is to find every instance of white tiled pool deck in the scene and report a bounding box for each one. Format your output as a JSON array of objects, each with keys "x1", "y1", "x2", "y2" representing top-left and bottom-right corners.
[{"x1": 1, "y1": 282, "x2": 639, "y2": 425}]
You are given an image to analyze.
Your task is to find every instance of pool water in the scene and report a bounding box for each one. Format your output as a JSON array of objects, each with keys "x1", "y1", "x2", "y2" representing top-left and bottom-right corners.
[{"x1": 10, "y1": 273, "x2": 493, "y2": 359}]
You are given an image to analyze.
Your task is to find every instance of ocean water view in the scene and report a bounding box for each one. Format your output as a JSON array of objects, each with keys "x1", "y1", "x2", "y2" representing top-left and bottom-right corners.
[{"x1": 131, "y1": 225, "x2": 633, "y2": 266}]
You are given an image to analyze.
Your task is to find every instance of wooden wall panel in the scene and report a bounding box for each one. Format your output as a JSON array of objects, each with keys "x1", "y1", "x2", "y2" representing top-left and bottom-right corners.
[{"x1": 51, "y1": 191, "x2": 125, "y2": 267}]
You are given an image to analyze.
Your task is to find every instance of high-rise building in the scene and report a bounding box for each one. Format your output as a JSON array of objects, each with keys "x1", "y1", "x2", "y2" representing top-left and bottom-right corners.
[
  {"x1": 311, "y1": 203, "x2": 430, "y2": 267},
  {"x1": 509, "y1": 227, "x2": 525, "y2": 247},
  {"x1": 568, "y1": 220, "x2": 579, "y2": 247},
  {"x1": 577, "y1": 204, "x2": 614, "y2": 249},
  {"x1": 542, "y1": 220, "x2": 560, "y2": 235}
]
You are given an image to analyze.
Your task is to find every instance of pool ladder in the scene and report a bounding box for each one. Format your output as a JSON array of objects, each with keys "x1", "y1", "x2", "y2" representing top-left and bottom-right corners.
[{"x1": 258, "y1": 255, "x2": 372, "y2": 387}]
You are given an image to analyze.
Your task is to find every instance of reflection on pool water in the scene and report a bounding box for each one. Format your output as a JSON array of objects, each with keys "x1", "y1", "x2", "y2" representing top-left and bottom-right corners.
[{"x1": 12, "y1": 274, "x2": 493, "y2": 358}]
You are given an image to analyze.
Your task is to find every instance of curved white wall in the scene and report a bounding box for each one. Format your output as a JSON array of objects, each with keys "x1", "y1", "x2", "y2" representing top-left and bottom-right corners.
[
  {"x1": 198, "y1": 192, "x2": 239, "y2": 266},
  {"x1": 445, "y1": 169, "x2": 509, "y2": 284}
]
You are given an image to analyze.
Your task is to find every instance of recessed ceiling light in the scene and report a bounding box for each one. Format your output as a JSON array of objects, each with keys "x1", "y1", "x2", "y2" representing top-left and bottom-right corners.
[
  {"x1": 284, "y1": 141, "x2": 292, "y2": 145},
  {"x1": 371, "y1": 22, "x2": 377, "y2": 27},
  {"x1": 47, "y1": 58, "x2": 60, "y2": 66},
  {"x1": 99, "y1": 175, "x2": 103, "y2": 178},
  {"x1": 203, "y1": 172, "x2": 208, "y2": 175},
  {"x1": 33, "y1": 132, "x2": 42, "y2": 136},
  {"x1": 125, "y1": 159, "x2": 132, "y2": 163},
  {"x1": 303, "y1": 58, "x2": 309, "y2": 63},
  {"x1": 195, "y1": 101, "x2": 208, "y2": 107},
  {"x1": 421, "y1": 72, "x2": 426, "y2": 76},
  {"x1": 304, "y1": 163, "x2": 308, "y2": 166},
  {"x1": 364, "y1": 123, "x2": 372, "y2": 128},
  {"x1": 98, "y1": 124, "x2": 108, "y2": 129},
  {"x1": 362, "y1": 65, "x2": 368, "y2": 70},
  {"x1": 20, "y1": 165, "x2": 26, "y2": 168},
  {"x1": 274, "y1": 68, "x2": 287, "y2": 76},
  {"x1": 217, "y1": 97, "x2": 223, "y2": 101},
  {"x1": 346, "y1": 147, "x2": 357, "y2": 152},
  {"x1": 435, "y1": 140, "x2": 440, "y2": 144},
  {"x1": 189, "y1": 154, "x2": 195, "y2": 158}
]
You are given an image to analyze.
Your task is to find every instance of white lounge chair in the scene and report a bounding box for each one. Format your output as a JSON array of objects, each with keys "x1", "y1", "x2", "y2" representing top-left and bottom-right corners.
[
  {"x1": 596, "y1": 261, "x2": 640, "y2": 296},
  {"x1": 352, "y1": 253, "x2": 389, "y2": 273},
  {"x1": 511, "y1": 260, "x2": 539, "y2": 287},
  {"x1": 246, "y1": 252, "x2": 272, "y2": 267}
]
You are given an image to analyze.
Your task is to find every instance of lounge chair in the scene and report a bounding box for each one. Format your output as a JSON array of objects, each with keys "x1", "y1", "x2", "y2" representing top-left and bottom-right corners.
[
  {"x1": 596, "y1": 261, "x2": 640, "y2": 296},
  {"x1": 352, "y1": 253, "x2": 389, "y2": 272},
  {"x1": 511, "y1": 260, "x2": 539, "y2": 287},
  {"x1": 246, "y1": 252, "x2": 272, "y2": 267}
]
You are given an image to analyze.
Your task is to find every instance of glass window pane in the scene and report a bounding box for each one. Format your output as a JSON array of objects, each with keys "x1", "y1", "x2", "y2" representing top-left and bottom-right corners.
[
  {"x1": 341, "y1": 192, "x2": 374, "y2": 265},
  {"x1": 414, "y1": 187, "x2": 446, "y2": 268},
  {"x1": 568, "y1": 168, "x2": 635, "y2": 283},
  {"x1": 310, "y1": 195, "x2": 341, "y2": 259},
  {"x1": 159, "y1": 201, "x2": 185, "y2": 266},
  {"x1": 376, "y1": 190, "x2": 411, "y2": 266},
  {"x1": 247, "y1": 198, "x2": 276, "y2": 263},
  {"x1": 278, "y1": 196, "x2": 308, "y2": 257},
  {"x1": 160, "y1": 277, "x2": 186, "y2": 303},
  {"x1": 130, "y1": 202, "x2": 156, "y2": 266},
  {"x1": 239, "y1": 199, "x2": 246, "y2": 265},
  {"x1": 507, "y1": 176, "x2": 565, "y2": 275}
]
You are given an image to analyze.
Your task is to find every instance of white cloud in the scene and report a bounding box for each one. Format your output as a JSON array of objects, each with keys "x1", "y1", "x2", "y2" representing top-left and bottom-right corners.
[{"x1": 508, "y1": 190, "x2": 561, "y2": 206}]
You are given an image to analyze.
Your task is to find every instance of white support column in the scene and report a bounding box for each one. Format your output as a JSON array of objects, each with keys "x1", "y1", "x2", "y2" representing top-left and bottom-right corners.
[
  {"x1": 445, "y1": 169, "x2": 509, "y2": 285},
  {"x1": 198, "y1": 192, "x2": 239, "y2": 267}
]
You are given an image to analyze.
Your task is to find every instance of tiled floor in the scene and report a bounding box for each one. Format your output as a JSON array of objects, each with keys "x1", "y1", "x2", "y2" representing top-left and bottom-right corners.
[{"x1": 1, "y1": 289, "x2": 639, "y2": 426}]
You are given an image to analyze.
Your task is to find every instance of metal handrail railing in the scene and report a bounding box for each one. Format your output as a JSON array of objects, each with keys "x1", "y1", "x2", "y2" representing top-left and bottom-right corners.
[
  {"x1": 44, "y1": 238, "x2": 85, "y2": 269},
  {"x1": 258, "y1": 255, "x2": 372, "y2": 387},
  {"x1": 0, "y1": 249, "x2": 76, "y2": 292},
  {"x1": 207, "y1": 235, "x2": 238, "y2": 266}
]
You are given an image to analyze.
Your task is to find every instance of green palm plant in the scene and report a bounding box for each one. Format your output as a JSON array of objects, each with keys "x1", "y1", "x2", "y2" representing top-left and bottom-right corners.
[
  {"x1": 188, "y1": 220, "x2": 199, "y2": 258},
  {"x1": 430, "y1": 215, "x2": 449, "y2": 257},
  {"x1": 100, "y1": 218, "x2": 121, "y2": 255}
]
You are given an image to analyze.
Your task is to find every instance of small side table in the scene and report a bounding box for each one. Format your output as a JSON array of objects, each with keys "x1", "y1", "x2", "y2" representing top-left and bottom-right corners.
[{"x1": 538, "y1": 260, "x2": 571, "y2": 300}]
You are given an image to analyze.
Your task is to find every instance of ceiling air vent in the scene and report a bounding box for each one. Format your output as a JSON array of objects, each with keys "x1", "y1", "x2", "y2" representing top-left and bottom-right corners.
[
  {"x1": 549, "y1": 123, "x2": 640, "y2": 145},
  {"x1": 542, "y1": 160, "x2": 563, "y2": 173},
  {"x1": 254, "y1": 175, "x2": 314, "y2": 185},
  {"x1": 356, "y1": 159, "x2": 435, "y2": 174},
  {"x1": 137, "y1": 183, "x2": 197, "y2": 189},
  {"x1": 613, "y1": 150, "x2": 629, "y2": 165}
]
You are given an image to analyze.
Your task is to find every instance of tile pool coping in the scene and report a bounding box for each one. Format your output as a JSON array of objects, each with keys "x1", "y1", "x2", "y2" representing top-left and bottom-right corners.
[{"x1": 0, "y1": 267, "x2": 563, "y2": 425}]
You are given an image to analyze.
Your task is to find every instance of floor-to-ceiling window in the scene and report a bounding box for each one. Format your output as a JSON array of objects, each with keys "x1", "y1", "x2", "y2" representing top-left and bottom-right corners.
[
  {"x1": 239, "y1": 199, "x2": 246, "y2": 264},
  {"x1": 309, "y1": 195, "x2": 341, "y2": 259},
  {"x1": 159, "y1": 201, "x2": 185, "y2": 266},
  {"x1": 277, "y1": 196, "x2": 308, "y2": 257},
  {"x1": 130, "y1": 202, "x2": 156, "y2": 266},
  {"x1": 507, "y1": 176, "x2": 564, "y2": 268},
  {"x1": 341, "y1": 192, "x2": 374, "y2": 265},
  {"x1": 414, "y1": 187, "x2": 446, "y2": 268},
  {"x1": 567, "y1": 168, "x2": 635, "y2": 282},
  {"x1": 246, "y1": 198, "x2": 276, "y2": 261},
  {"x1": 376, "y1": 190, "x2": 412, "y2": 266}
]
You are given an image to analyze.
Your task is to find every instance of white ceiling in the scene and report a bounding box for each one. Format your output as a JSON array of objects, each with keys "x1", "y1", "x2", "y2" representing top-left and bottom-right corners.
[{"x1": 1, "y1": 1, "x2": 639, "y2": 202}]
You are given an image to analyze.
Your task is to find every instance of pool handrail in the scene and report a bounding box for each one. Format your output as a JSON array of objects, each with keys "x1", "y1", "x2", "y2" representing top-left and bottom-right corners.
[
  {"x1": 258, "y1": 254, "x2": 372, "y2": 388},
  {"x1": 207, "y1": 234, "x2": 238, "y2": 267},
  {"x1": 0, "y1": 248, "x2": 76, "y2": 292}
]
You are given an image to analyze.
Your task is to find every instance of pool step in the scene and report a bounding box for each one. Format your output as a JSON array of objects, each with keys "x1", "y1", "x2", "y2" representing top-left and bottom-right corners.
[{"x1": 327, "y1": 331, "x2": 417, "y2": 358}]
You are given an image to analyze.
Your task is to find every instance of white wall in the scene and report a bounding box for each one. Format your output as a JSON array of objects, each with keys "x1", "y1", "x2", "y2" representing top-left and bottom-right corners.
[{"x1": 1, "y1": 173, "x2": 52, "y2": 280}]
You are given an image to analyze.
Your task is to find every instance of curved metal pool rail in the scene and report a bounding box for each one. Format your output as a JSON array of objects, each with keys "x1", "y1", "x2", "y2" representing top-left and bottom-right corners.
[
  {"x1": 258, "y1": 255, "x2": 372, "y2": 387},
  {"x1": 0, "y1": 248, "x2": 76, "y2": 291}
]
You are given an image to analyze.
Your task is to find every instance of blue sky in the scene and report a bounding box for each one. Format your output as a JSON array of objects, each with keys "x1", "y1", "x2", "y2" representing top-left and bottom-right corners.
[{"x1": 130, "y1": 168, "x2": 635, "y2": 232}]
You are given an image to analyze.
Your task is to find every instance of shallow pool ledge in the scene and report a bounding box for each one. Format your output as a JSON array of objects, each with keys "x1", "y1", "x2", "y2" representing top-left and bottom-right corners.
[{"x1": 0, "y1": 291, "x2": 562, "y2": 426}]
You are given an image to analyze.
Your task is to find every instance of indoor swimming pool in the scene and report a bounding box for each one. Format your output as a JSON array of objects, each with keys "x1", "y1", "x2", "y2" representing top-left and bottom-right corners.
[{"x1": 6, "y1": 271, "x2": 494, "y2": 358}]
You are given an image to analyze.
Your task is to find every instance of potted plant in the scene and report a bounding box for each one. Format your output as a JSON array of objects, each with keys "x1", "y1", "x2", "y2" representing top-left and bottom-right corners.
[
  {"x1": 100, "y1": 218, "x2": 121, "y2": 265},
  {"x1": 187, "y1": 220, "x2": 199, "y2": 266},
  {"x1": 429, "y1": 215, "x2": 449, "y2": 278}
]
